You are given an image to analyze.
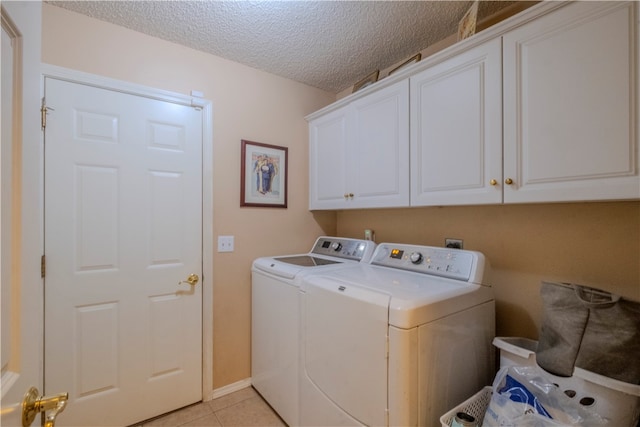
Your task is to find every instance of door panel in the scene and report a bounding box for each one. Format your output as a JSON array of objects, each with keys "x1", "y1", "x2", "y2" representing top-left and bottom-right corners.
[
  {"x1": 308, "y1": 107, "x2": 349, "y2": 209},
  {"x1": 410, "y1": 38, "x2": 502, "y2": 206},
  {"x1": 351, "y1": 80, "x2": 409, "y2": 208},
  {"x1": 503, "y1": 1, "x2": 638, "y2": 202},
  {"x1": 1, "y1": 2, "x2": 43, "y2": 426},
  {"x1": 44, "y1": 78, "x2": 202, "y2": 426}
]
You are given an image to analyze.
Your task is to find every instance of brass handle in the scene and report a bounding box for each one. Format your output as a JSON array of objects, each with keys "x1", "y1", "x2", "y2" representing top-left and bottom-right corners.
[
  {"x1": 343, "y1": 193, "x2": 349, "y2": 199},
  {"x1": 490, "y1": 179, "x2": 498, "y2": 186},
  {"x1": 505, "y1": 178, "x2": 514, "y2": 185},
  {"x1": 178, "y1": 273, "x2": 199, "y2": 287},
  {"x1": 22, "y1": 387, "x2": 68, "y2": 427},
  {"x1": 348, "y1": 193, "x2": 354, "y2": 199}
]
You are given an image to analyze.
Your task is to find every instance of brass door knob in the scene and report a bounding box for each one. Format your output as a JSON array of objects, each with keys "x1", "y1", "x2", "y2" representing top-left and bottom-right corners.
[
  {"x1": 490, "y1": 179, "x2": 498, "y2": 186},
  {"x1": 178, "y1": 273, "x2": 199, "y2": 287},
  {"x1": 505, "y1": 178, "x2": 514, "y2": 185},
  {"x1": 22, "y1": 387, "x2": 68, "y2": 427}
]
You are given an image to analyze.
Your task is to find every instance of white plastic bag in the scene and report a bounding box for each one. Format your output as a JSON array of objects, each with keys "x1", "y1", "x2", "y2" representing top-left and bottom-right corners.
[{"x1": 482, "y1": 366, "x2": 607, "y2": 426}]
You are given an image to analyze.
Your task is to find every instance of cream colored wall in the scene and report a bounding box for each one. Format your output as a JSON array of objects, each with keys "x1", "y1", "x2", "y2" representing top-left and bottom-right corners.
[
  {"x1": 41, "y1": 4, "x2": 337, "y2": 390},
  {"x1": 337, "y1": 202, "x2": 640, "y2": 338},
  {"x1": 41, "y1": 3, "x2": 640, "y2": 393}
]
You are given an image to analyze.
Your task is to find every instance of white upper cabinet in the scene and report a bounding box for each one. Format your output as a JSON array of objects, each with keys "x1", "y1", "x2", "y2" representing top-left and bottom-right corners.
[
  {"x1": 410, "y1": 38, "x2": 503, "y2": 206},
  {"x1": 309, "y1": 80, "x2": 409, "y2": 210},
  {"x1": 307, "y1": 1, "x2": 638, "y2": 210},
  {"x1": 503, "y1": 1, "x2": 639, "y2": 203},
  {"x1": 308, "y1": 104, "x2": 350, "y2": 209}
]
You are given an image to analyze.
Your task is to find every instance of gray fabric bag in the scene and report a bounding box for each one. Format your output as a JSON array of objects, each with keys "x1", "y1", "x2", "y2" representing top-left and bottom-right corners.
[
  {"x1": 536, "y1": 281, "x2": 640, "y2": 384},
  {"x1": 573, "y1": 286, "x2": 640, "y2": 384},
  {"x1": 536, "y1": 281, "x2": 590, "y2": 377}
]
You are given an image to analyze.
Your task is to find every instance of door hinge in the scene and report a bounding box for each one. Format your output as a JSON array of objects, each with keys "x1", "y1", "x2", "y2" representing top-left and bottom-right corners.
[
  {"x1": 41, "y1": 255, "x2": 46, "y2": 278},
  {"x1": 385, "y1": 334, "x2": 389, "y2": 359},
  {"x1": 41, "y1": 99, "x2": 47, "y2": 130},
  {"x1": 41, "y1": 98, "x2": 54, "y2": 130}
]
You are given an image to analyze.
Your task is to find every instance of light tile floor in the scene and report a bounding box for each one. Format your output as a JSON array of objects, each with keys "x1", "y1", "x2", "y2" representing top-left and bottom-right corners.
[{"x1": 136, "y1": 387, "x2": 286, "y2": 427}]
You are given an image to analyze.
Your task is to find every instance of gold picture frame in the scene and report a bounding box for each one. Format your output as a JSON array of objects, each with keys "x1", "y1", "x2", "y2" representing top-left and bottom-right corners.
[
  {"x1": 352, "y1": 70, "x2": 380, "y2": 93},
  {"x1": 388, "y1": 53, "x2": 422, "y2": 76}
]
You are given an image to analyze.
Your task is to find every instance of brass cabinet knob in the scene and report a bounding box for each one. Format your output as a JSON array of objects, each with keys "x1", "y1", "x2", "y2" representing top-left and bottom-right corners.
[
  {"x1": 348, "y1": 193, "x2": 354, "y2": 199},
  {"x1": 490, "y1": 179, "x2": 498, "y2": 186},
  {"x1": 505, "y1": 178, "x2": 514, "y2": 185}
]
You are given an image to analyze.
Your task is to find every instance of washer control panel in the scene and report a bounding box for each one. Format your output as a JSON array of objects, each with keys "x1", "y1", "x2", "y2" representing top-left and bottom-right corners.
[
  {"x1": 371, "y1": 243, "x2": 482, "y2": 282},
  {"x1": 310, "y1": 237, "x2": 376, "y2": 262}
]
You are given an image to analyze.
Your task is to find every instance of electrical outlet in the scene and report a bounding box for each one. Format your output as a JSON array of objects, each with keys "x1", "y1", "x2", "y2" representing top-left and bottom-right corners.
[
  {"x1": 218, "y1": 235, "x2": 234, "y2": 252},
  {"x1": 364, "y1": 229, "x2": 375, "y2": 241},
  {"x1": 445, "y1": 238, "x2": 463, "y2": 249}
]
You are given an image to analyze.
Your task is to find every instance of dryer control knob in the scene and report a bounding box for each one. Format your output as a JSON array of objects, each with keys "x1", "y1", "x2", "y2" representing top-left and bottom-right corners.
[
  {"x1": 409, "y1": 252, "x2": 423, "y2": 264},
  {"x1": 331, "y1": 242, "x2": 343, "y2": 252}
]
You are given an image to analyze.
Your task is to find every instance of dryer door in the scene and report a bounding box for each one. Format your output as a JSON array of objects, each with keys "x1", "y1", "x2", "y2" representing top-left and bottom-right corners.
[{"x1": 302, "y1": 276, "x2": 390, "y2": 426}]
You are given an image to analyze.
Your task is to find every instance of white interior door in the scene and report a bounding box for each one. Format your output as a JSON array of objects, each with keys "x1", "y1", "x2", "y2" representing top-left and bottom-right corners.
[
  {"x1": 1, "y1": 2, "x2": 45, "y2": 426},
  {"x1": 43, "y1": 77, "x2": 203, "y2": 426}
]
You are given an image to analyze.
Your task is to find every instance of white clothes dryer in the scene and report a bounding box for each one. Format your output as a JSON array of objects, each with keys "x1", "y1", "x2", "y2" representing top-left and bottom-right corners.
[
  {"x1": 251, "y1": 236, "x2": 376, "y2": 426},
  {"x1": 299, "y1": 243, "x2": 495, "y2": 427}
]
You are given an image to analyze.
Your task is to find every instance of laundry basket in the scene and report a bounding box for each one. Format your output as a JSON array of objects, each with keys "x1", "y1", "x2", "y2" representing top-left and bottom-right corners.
[
  {"x1": 440, "y1": 386, "x2": 492, "y2": 427},
  {"x1": 493, "y1": 337, "x2": 640, "y2": 426}
]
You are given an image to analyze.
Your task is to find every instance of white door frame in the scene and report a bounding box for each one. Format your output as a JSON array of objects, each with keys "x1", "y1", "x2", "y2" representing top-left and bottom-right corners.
[{"x1": 40, "y1": 63, "x2": 215, "y2": 400}]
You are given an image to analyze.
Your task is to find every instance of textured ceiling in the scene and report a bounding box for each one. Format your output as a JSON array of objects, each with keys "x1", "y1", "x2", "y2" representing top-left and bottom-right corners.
[{"x1": 47, "y1": 1, "x2": 516, "y2": 93}]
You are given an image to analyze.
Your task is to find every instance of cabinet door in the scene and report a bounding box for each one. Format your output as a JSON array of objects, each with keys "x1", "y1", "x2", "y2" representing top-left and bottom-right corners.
[
  {"x1": 503, "y1": 1, "x2": 639, "y2": 203},
  {"x1": 410, "y1": 38, "x2": 503, "y2": 206},
  {"x1": 309, "y1": 105, "x2": 350, "y2": 210},
  {"x1": 350, "y1": 80, "x2": 410, "y2": 208}
]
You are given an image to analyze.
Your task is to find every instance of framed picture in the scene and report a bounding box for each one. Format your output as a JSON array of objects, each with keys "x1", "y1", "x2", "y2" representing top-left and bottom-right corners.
[
  {"x1": 458, "y1": 0, "x2": 479, "y2": 41},
  {"x1": 240, "y1": 139, "x2": 288, "y2": 208},
  {"x1": 387, "y1": 53, "x2": 422, "y2": 76},
  {"x1": 352, "y1": 70, "x2": 380, "y2": 93}
]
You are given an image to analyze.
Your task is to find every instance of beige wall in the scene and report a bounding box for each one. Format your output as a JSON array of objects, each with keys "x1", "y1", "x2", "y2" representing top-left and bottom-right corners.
[
  {"x1": 41, "y1": 4, "x2": 337, "y2": 389},
  {"x1": 337, "y1": 202, "x2": 640, "y2": 338},
  {"x1": 41, "y1": 3, "x2": 640, "y2": 393}
]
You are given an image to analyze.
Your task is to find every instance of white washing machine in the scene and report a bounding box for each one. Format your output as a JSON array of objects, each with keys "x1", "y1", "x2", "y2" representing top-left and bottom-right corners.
[
  {"x1": 299, "y1": 243, "x2": 495, "y2": 427},
  {"x1": 251, "y1": 236, "x2": 376, "y2": 426}
]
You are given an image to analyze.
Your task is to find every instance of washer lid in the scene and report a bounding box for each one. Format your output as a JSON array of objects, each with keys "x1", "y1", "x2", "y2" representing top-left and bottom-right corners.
[
  {"x1": 251, "y1": 236, "x2": 376, "y2": 280},
  {"x1": 252, "y1": 254, "x2": 347, "y2": 280},
  {"x1": 273, "y1": 255, "x2": 341, "y2": 267},
  {"x1": 302, "y1": 265, "x2": 493, "y2": 328}
]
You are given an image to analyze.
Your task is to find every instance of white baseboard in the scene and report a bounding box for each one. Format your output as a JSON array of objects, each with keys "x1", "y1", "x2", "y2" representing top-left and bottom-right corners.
[{"x1": 206, "y1": 378, "x2": 253, "y2": 401}]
